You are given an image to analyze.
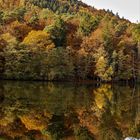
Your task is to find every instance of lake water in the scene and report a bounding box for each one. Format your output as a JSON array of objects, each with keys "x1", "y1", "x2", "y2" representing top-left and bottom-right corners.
[{"x1": 0, "y1": 81, "x2": 139, "y2": 140}]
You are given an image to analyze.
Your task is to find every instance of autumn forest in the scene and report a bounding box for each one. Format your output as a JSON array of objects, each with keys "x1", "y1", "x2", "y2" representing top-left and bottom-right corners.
[{"x1": 0, "y1": 0, "x2": 140, "y2": 82}]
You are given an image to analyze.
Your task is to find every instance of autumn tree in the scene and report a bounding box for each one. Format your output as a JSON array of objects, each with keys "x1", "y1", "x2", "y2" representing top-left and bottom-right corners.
[
  {"x1": 75, "y1": 48, "x2": 94, "y2": 80},
  {"x1": 9, "y1": 21, "x2": 32, "y2": 41},
  {"x1": 1, "y1": 33, "x2": 20, "y2": 79},
  {"x1": 0, "y1": 0, "x2": 138, "y2": 82},
  {"x1": 23, "y1": 30, "x2": 55, "y2": 52},
  {"x1": 1, "y1": 31, "x2": 55, "y2": 80},
  {"x1": 94, "y1": 46, "x2": 113, "y2": 81}
]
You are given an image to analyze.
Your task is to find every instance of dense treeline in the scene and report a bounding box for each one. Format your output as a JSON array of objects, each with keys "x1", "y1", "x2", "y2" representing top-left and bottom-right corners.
[{"x1": 0, "y1": 0, "x2": 140, "y2": 82}]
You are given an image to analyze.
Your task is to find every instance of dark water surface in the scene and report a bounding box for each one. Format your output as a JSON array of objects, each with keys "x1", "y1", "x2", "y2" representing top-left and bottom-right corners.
[{"x1": 0, "y1": 81, "x2": 139, "y2": 140}]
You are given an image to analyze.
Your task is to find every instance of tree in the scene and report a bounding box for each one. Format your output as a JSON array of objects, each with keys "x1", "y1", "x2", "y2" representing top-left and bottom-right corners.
[
  {"x1": 110, "y1": 50, "x2": 118, "y2": 79},
  {"x1": 46, "y1": 47, "x2": 74, "y2": 80},
  {"x1": 12, "y1": 7, "x2": 26, "y2": 21},
  {"x1": 2, "y1": 11, "x2": 15, "y2": 24},
  {"x1": 75, "y1": 48, "x2": 94, "y2": 80},
  {"x1": 115, "y1": 22, "x2": 127, "y2": 37},
  {"x1": 0, "y1": 10, "x2": 3, "y2": 24},
  {"x1": 27, "y1": 0, "x2": 79, "y2": 13},
  {"x1": 0, "y1": 37, "x2": 6, "y2": 78},
  {"x1": 1, "y1": 33, "x2": 20, "y2": 79},
  {"x1": 132, "y1": 23, "x2": 140, "y2": 81},
  {"x1": 44, "y1": 16, "x2": 66, "y2": 47},
  {"x1": 39, "y1": 9, "x2": 56, "y2": 20},
  {"x1": 9, "y1": 21, "x2": 32, "y2": 41},
  {"x1": 23, "y1": 30, "x2": 55, "y2": 52},
  {"x1": 102, "y1": 23, "x2": 114, "y2": 54},
  {"x1": 133, "y1": 23, "x2": 140, "y2": 41},
  {"x1": 94, "y1": 46, "x2": 113, "y2": 81},
  {"x1": 28, "y1": 12, "x2": 39, "y2": 27},
  {"x1": 117, "y1": 50, "x2": 133, "y2": 80},
  {"x1": 1, "y1": 31, "x2": 55, "y2": 80},
  {"x1": 78, "y1": 12, "x2": 99, "y2": 36}
]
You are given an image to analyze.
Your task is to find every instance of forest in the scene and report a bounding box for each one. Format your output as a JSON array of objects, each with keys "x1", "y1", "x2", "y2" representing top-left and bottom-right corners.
[{"x1": 0, "y1": 0, "x2": 140, "y2": 82}]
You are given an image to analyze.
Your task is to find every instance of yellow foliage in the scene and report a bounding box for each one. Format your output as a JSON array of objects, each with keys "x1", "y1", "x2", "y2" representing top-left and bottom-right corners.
[
  {"x1": 9, "y1": 21, "x2": 32, "y2": 41},
  {"x1": 0, "y1": 112, "x2": 15, "y2": 126},
  {"x1": 1, "y1": 33, "x2": 18, "y2": 49},
  {"x1": 1, "y1": 33, "x2": 17, "y2": 44},
  {"x1": 23, "y1": 30, "x2": 55, "y2": 52},
  {"x1": 0, "y1": 0, "x2": 24, "y2": 9},
  {"x1": 94, "y1": 84, "x2": 113, "y2": 109},
  {"x1": 20, "y1": 114, "x2": 47, "y2": 131}
]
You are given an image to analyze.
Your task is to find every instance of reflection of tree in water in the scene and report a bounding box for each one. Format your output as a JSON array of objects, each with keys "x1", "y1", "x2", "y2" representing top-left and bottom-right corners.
[
  {"x1": 97, "y1": 84, "x2": 140, "y2": 139},
  {"x1": 0, "y1": 81, "x2": 139, "y2": 140},
  {"x1": 112, "y1": 85, "x2": 140, "y2": 137},
  {"x1": 46, "y1": 115, "x2": 70, "y2": 140},
  {"x1": 0, "y1": 81, "x2": 94, "y2": 139},
  {"x1": 99, "y1": 105, "x2": 123, "y2": 140},
  {"x1": 92, "y1": 84, "x2": 122, "y2": 140}
]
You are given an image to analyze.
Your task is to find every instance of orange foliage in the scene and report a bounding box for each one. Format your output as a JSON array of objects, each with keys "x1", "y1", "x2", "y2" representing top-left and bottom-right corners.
[{"x1": 7, "y1": 21, "x2": 32, "y2": 41}]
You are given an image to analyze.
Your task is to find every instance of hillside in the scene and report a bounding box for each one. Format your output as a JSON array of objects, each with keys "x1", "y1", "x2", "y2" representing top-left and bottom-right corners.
[{"x1": 0, "y1": 0, "x2": 140, "y2": 81}]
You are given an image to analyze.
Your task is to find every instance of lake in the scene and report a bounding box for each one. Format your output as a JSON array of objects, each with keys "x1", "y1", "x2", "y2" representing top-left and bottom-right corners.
[{"x1": 0, "y1": 81, "x2": 139, "y2": 140}]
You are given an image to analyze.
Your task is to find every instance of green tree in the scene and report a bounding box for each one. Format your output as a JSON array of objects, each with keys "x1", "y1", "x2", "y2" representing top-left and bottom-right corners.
[
  {"x1": 133, "y1": 23, "x2": 140, "y2": 41},
  {"x1": 0, "y1": 37, "x2": 6, "y2": 78},
  {"x1": 117, "y1": 50, "x2": 133, "y2": 80},
  {"x1": 44, "y1": 16, "x2": 66, "y2": 47},
  {"x1": 0, "y1": 11, "x2": 4, "y2": 24},
  {"x1": 132, "y1": 23, "x2": 140, "y2": 81},
  {"x1": 12, "y1": 7, "x2": 26, "y2": 21},
  {"x1": 115, "y1": 22, "x2": 127, "y2": 37},
  {"x1": 75, "y1": 48, "x2": 94, "y2": 80},
  {"x1": 46, "y1": 47, "x2": 74, "y2": 80},
  {"x1": 78, "y1": 12, "x2": 99, "y2": 36},
  {"x1": 28, "y1": 12, "x2": 39, "y2": 27},
  {"x1": 2, "y1": 11, "x2": 14, "y2": 24},
  {"x1": 102, "y1": 23, "x2": 114, "y2": 54}
]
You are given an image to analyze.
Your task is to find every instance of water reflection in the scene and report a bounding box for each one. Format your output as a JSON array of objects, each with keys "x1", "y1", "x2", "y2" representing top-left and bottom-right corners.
[{"x1": 0, "y1": 81, "x2": 139, "y2": 140}]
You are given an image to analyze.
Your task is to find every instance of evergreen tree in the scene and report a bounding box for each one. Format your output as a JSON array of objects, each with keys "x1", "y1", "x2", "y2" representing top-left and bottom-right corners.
[{"x1": 44, "y1": 17, "x2": 66, "y2": 47}]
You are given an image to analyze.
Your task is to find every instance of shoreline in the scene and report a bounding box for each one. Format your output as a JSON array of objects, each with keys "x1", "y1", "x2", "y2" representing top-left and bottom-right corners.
[{"x1": 0, "y1": 78, "x2": 139, "y2": 85}]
